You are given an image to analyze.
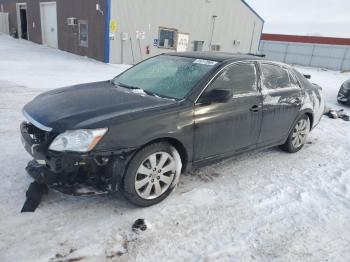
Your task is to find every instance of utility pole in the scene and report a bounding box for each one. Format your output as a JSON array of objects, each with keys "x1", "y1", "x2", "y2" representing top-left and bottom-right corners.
[{"x1": 209, "y1": 15, "x2": 218, "y2": 51}]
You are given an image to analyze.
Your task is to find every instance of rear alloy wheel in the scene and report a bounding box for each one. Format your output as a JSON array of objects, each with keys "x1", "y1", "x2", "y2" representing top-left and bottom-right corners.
[
  {"x1": 122, "y1": 142, "x2": 182, "y2": 206},
  {"x1": 280, "y1": 115, "x2": 310, "y2": 153}
]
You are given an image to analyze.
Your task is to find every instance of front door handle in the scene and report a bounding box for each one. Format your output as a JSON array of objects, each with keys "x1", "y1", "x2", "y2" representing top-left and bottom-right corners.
[{"x1": 250, "y1": 105, "x2": 262, "y2": 112}]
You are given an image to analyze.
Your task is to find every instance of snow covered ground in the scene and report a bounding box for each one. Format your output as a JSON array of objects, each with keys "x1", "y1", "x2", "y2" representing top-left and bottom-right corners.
[{"x1": 0, "y1": 34, "x2": 350, "y2": 262}]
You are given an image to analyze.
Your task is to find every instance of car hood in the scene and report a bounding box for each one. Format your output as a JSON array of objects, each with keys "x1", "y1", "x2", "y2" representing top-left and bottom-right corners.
[{"x1": 23, "y1": 81, "x2": 177, "y2": 132}]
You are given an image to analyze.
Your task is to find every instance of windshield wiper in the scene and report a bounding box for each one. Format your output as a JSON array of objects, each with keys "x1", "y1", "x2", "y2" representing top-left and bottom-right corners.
[
  {"x1": 115, "y1": 82, "x2": 139, "y2": 90},
  {"x1": 114, "y1": 82, "x2": 177, "y2": 100},
  {"x1": 110, "y1": 80, "x2": 134, "y2": 89},
  {"x1": 116, "y1": 82, "x2": 159, "y2": 97}
]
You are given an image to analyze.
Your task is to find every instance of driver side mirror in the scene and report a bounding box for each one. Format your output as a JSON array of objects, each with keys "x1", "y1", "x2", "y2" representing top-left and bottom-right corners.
[{"x1": 199, "y1": 89, "x2": 233, "y2": 104}]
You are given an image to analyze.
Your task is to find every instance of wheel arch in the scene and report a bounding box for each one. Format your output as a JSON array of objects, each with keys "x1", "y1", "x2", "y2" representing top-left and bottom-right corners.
[
  {"x1": 295, "y1": 109, "x2": 314, "y2": 130},
  {"x1": 284, "y1": 109, "x2": 314, "y2": 144},
  {"x1": 304, "y1": 111, "x2": 314, "y2": 129},
  {"x1": 134, "y1": 137, "x2": 189, "y2": 173}
]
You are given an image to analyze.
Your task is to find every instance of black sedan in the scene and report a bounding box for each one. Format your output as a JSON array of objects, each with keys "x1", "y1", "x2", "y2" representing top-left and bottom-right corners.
[
  {"x1": 338, "y1": 79, "x2": 350, "y2": 104},
  {"x1": 21, "y1": 52, "x2": 325, "y2": 206}
]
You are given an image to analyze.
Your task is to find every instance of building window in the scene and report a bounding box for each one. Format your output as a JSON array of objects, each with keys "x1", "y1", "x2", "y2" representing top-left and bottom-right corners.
[
  {"x1": 79, "y1": 20, "x2": 88, "y2": 47},
  {"x1": 158, "y1": 27, "x2": 177, "y2": 49},
  {"x1": 210, "y1": 44, "x2": 221, "y2": 51}
]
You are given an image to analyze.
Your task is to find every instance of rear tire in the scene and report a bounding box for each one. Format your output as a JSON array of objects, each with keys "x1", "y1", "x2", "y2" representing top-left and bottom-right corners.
[
  {"x1": 280, "y1": 115, "x2": 310, "y2": 153},
  {"x1": 121, "y1": 142, "x2": 181, "y2": 207}
]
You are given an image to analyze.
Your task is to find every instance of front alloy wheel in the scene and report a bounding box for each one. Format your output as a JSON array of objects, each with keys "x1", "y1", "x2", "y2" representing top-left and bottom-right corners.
[
  {"x1": 135, "y1": 152, "x2": 176, "y2": 200},
  {"x1": 122, "y1": 142, "x2": 181, "y2": 206}
]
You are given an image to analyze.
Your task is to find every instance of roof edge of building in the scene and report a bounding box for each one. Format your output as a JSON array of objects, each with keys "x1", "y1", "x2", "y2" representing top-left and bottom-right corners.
[{"x1": 240, "y1": 0, "x2": 264, "y2": 23}]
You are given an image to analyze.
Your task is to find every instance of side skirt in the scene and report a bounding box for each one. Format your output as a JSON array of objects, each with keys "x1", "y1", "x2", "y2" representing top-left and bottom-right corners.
[{"x1": 191, "y1": 139, "x2": 286, "y2": 169}]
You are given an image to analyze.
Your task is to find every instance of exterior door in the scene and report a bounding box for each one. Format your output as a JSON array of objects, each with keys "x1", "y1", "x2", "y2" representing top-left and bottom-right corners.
[
  {"x1": 258, "y1": 62, "x2": 302, "y2": 146},
  {"x1": 16, "y1": 3, "x2": 28, "y2": 40},
  {"x1": 40, "y1": 2, "x2": 58, "y2": 48},
  {"x1": 194, "y1": 62, "x2": 263, "y2": 161}
]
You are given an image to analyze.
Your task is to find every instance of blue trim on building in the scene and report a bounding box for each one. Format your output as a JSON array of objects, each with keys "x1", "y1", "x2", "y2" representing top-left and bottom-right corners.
[
  {"x1": 104, "y1": 0, "x2": 111, "y2": 63},
  {"x1": 240, "y1": 0, "x2": 264, "y2": 22}
]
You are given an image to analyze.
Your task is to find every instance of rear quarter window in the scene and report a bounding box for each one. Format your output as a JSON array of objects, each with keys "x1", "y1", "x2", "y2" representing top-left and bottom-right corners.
[
  {"x1": 290, "y1": 68, "x2": 312, "y2": 88},
  {"x1": 260, "y1": 63, "x2": 294, "y2": 90}
]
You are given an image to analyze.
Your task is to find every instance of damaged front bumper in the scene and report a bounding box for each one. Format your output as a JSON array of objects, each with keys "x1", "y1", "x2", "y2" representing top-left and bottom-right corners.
[
  {"x1": 24, "y1": 160, "x2": 109, "y2": 196},
  {"x1": 20, "y1": 122, "x2": 132, "y2": 196}
]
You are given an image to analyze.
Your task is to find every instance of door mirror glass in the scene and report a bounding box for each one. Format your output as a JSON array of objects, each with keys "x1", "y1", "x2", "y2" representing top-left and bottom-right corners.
[{"x1": 199, "y1": 89, "x2": 233, "y2": 104}]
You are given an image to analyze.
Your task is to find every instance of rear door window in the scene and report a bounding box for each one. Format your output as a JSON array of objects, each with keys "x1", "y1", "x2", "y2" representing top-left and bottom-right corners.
[
  {"x1": 260, "y1": 63, "x2": 294, "y2": 90},
  {"x1": 209, "y1": 63, "x2": 258, "y2": 95}
]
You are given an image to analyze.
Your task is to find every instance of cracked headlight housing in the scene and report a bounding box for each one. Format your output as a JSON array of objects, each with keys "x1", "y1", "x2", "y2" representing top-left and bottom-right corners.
[{"x1": 49, "y1": 128, "x2": 108, "y2": 152}]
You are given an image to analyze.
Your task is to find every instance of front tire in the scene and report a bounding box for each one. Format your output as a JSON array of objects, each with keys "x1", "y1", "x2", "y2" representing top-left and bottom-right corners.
[
  {"x1": 280, "y1": 115, "x2": 310, "y2": 153},
  {"x1": 121, "y1": 142, "x2": 182, "y2": 207}
]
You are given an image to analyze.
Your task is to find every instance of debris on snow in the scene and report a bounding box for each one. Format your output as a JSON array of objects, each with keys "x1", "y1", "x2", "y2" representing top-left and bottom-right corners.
[
  {"x1": 324, "y1": 108, "x2": 350, "y2": 121},
  {"x1": 132, "y1": 219, "x2": 147, "y2": 232}
]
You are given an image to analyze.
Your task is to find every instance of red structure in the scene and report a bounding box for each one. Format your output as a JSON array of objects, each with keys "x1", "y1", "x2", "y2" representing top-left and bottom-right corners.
[{"x1": 261, "y1": 34, "x2": 350, "y2": 46}]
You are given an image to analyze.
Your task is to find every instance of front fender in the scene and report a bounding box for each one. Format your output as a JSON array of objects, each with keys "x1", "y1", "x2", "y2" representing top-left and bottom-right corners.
[{"x1": 94, "y1": 103, "x2": 194, "y2": 162}]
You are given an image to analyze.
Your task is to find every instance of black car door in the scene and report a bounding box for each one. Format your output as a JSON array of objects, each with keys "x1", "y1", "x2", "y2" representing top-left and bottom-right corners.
[
  {"x1": 257, "y1": 62, "x2": 303, "y2": 146},
  {"x1": 194, "y1": 62, "x2": 263, "y2": 161}
]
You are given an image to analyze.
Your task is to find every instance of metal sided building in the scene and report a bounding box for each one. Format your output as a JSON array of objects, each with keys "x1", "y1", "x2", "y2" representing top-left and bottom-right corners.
[
  {"x1": 259, "y1": 34, "x2": 350, "y2": 71},
  {"x1": 0, "y1": 0, "x2": 264, "y2": 64},
  {"x1": 109, "y1": 0, "x2": 264, "y2": 64}
]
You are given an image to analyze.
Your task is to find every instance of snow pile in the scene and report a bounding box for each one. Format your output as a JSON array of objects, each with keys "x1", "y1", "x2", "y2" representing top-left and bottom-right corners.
[
  {"x1": 0, "y1": 34, "x2": 130, "y2": 89},
  {"x1": 0, "y1": 34, "x2": 350, "y2": 262}
]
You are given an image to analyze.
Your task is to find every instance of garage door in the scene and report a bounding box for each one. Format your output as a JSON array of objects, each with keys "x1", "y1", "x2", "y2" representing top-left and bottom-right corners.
[{"x1": 40, "y1": 2, "x2": 58, "y2": 48}]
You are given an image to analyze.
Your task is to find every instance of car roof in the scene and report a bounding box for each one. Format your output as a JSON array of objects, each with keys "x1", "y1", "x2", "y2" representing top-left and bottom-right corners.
[{"x1": 166, "y1": 51, "x2": 265, "y2": 62}]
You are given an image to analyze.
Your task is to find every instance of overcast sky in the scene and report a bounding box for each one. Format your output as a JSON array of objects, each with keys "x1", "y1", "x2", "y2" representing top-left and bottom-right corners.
[{"x1": 245, "y1": 0, "x2": 350, "y2": 38}]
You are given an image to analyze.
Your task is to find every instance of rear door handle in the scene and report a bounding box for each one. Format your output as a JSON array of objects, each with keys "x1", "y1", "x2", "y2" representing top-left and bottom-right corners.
[{"x1": 250, "y1": 105, "x2": 262, "y2": 112}]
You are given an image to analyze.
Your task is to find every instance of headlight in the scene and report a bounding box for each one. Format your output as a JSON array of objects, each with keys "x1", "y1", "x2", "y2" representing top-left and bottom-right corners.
[{"x1": 49, "y1": 128, "x2": 108, "y2": 152}]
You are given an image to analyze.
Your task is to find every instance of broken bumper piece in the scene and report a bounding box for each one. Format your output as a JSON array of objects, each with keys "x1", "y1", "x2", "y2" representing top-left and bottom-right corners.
[
  {"x1": 26, "y1": 160, "x2": 110, "y2": 196},
  {"x1": 21, "y1": 181, "x2": 48, "y2": 212}
]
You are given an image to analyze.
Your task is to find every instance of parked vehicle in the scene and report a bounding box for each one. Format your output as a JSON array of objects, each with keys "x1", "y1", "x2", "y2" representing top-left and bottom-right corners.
[
  {"x1": 21, "y1": 52, "x2": 325, "y2": 206},
  {"x1": 337, "y1": 79, "x2": 350, "y2": 104}
]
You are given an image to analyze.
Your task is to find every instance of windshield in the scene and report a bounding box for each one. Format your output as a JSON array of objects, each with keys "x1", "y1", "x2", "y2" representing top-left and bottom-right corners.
[{"x1": 112, "y1": 55, "x2": 218, "y2": 99}]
